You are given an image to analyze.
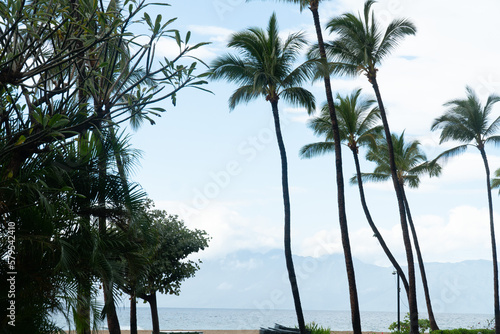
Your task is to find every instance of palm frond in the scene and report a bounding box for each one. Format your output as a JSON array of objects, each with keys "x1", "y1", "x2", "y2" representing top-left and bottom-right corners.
[
  {"x1": 434, "y1": 145, "x2": 469, "y2": 163},
  {"x1": 351, "y1": 172, "x2": 390, "y2": 185},
  {"x1": 299, "y1": 141, "x2": 335, "y2": 159},
  {"x1": 228, "y1": 85, "x2": 263, "y2": 110},
  {"x1": 280, "y1": 87, "x2": 316, "y2": 114}
]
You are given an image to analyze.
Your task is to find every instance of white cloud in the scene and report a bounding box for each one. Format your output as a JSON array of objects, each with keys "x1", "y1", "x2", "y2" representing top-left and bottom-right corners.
[
  {"x1": 187, "y1": 25, "x2": 235, "y2": 44},
  {"x1": 154, "y1": 200, "x2": 282, "y2": 260},
  {"x1": 298, "y1": 205, "x2": 500, "y2": 266},
  {"x1": 154, "y1": 37, "x2": 218, "y2": 62}
]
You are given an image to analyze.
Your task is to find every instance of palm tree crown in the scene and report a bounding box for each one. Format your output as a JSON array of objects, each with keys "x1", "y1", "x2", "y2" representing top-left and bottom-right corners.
[
  {"x1": 209, "y1": 12, "x2": 315, "y2": 112},
  {"x1": 431, "y1": 86, "x2": 500, "y2": 157},
  {"x1": 300, "y1": 88, "x2": 381, "y2": 158},
  {"x1": 359, "y1": 132, "x2": 441, "y2": 188},
  {"x1": 324, "y1": 0, "x2": 416, "y2": 81}
]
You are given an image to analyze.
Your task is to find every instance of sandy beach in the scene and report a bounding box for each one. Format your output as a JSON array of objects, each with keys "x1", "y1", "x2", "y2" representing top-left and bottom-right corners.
[{"x1": 69, "y1": 331, "x2": 379, "y2": 334}]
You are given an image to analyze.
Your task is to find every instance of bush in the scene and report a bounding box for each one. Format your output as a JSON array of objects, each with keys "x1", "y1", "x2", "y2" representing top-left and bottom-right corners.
[
  {"x1": 306, "y1": 322, "x2": 331, "y2": 334},
  {"x1": 388, "y1": 313, "x2": 430, "y2": 334},
  {"x1": 432, "y1": 330, "x2": 494, "y2": 334}
]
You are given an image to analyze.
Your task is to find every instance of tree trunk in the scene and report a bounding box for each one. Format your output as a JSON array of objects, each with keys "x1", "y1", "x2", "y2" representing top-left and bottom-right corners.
[
  {"x1": 76, "y1": 280, "x2": 91, "y2": 334},
  {"x1": 270, "y1": 100, "x2": 307, "y2": 334},
  {"x1": 130, "y1": 290, "x2": 138, "y2": 334},
  {"x1": 104, "y1": 280, "x2": 121, "y2": 334},
  {"x1": 370, "y1": 76, "x2": 418, "y2": 334},
  {"x1": 308, "y1": 4, "x2": 362, "y2": 334},
  {"x1": 145, "y1": 292, "x2": 161, "y2": 334},
  {"x1": 351, "y1": 149, "x2": 409, "y2": 293},
  {"x1": 479, "y1": 147, "x2": 500, "y2": 334},
  {"x1": 402, "y1": 188, "x2": 439, "y2": 330}
]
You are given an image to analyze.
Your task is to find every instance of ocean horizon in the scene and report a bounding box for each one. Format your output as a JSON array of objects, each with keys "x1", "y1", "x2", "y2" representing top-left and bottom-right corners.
[{"x1": 52, "y1": 307, "x2": 494, "y2": 332}]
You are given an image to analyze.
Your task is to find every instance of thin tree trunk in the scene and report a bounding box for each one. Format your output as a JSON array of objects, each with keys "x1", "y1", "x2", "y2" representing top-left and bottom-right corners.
[
  {"x1": 96, "y1": 124, "x2": 121, "y2": 334},
  {"x1": 351, "y1": 149, "x2": 409, "y2": 293},
  {"x1": 130, "y1": 290, "x2": 138, "y2": 334},
  {"x1": 479, "y1": 147, "x2": 500, "y2": 334},
  {"x1": 270, "y1": 100, "x2": 306, "y2": 334},
  {"x1": 308, "y1": 4, "x2": 362, "y2": 333},
  {"x1": 76, "y1": 280, "x2": 91, "y2": 334},
  {"x1": 401, "y1": 188, "x2": 439, "y2": 330},
  {"x1": 104, "y1": 281, "x2": 122, "y2": 334},
  {"x1": 370, "y1": 76, "x2": 418, "y2": 334},
  {"x1": 145, "y1": 292, "x2": 161, "y2": 334}
]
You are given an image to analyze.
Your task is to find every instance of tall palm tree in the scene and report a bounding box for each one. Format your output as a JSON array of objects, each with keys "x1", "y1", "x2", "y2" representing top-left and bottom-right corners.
[
  {"x1": 257, "y1": 1, "x2": 362, "y2": 331},
  {"x1": 323, "y1": 2, "x2": 418, "y2": 331},
  {"x1": 208, "y1": 13, "x2": 315, "y2": 334},
  {"x1": 431, "y1": 86, "x2": 500, "y2": 334},
  {"x1": 358, "y1": 132, "x2": 441, "y2": 330},
  {"x1": 299, "y1": 89, "x2": 410, "y2": 294}
]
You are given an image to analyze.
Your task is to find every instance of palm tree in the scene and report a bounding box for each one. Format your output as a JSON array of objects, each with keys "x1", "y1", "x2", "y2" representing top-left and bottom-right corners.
[
  {"x1": 258, "y1": 1, "x2": 363, "y2": 331},
  {"x1": 323, "y1": 2, "x2": 419, "y2": 331},
  {"x1": 299, "y1": 89, "x2": 410, "y2": 294},
  {"x1": 358, "y1": 132, "x2": 441, "y2": 330},
  {"x1": 208, "y1": 13, "x2": 315, "y2": 334},
  {"x1": 431, "y1": 86, "x2": 500, "y2": 333}
]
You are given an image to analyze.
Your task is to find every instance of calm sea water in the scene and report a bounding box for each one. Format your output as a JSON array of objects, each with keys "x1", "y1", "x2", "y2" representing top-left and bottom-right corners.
[{"x1": 52, "y1": 308, "x2": 494, "y2": 332}]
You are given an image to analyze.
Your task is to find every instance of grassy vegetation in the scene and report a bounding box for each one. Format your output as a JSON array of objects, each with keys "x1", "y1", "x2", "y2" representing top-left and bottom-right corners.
[
  {"x1": 306, "y1": 322, "x2": 332, "y2": 334},
  {"x1": 431, "y1": 330, "x2": 494, "y2": 334}
]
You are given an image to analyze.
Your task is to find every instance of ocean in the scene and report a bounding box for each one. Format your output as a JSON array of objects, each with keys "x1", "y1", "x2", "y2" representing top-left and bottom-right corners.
[{"x1": 52, "y1": 307, "x2": 494, "y2": 332}]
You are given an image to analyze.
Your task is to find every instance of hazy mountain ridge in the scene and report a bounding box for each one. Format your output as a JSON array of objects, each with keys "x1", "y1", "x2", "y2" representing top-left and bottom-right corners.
[{"x1": 159, "y1": 250, "x2": 493, "y2": 314}]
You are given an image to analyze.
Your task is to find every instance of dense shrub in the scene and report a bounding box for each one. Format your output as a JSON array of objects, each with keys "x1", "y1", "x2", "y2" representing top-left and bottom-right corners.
[
  {"x1": 432, "y1": 330, "x2": 494, "y2": 334},
  {"x1": 306, "y1": 322, "x2": 331, "y2": 334},
  {"x1": 389, "y1": 313, "x2": 430, "y2": 334}
]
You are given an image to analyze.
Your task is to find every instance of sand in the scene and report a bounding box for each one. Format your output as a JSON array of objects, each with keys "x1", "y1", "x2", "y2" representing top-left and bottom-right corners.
[{"x1": 69, "y1": 331, "x2": 381, "y2": 334}]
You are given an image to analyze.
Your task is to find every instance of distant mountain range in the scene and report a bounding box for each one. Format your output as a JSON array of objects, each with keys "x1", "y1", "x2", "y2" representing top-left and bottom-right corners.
[{"x1": 158, "y1": 250, "x2": 494, "y2": 315}]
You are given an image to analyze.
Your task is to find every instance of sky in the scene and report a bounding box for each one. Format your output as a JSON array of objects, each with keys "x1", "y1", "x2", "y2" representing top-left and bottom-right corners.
[{"x1": 126, "y1": 0, "x2": 500, "y2": 268}]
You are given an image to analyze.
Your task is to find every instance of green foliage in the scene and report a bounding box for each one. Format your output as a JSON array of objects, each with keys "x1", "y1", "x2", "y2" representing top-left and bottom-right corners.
[
  {"x1": 130, "y1": 205, "x2": 210, "y2": 298},
  {"x1": 388, "y1": 313, "x2": 430, "y2": 334},
  {"x1": 209, "y1": 12, "x2": 315, "y2": 114},
  {"x1": 306, "y1": 322, "x2": 331, "y2": 334},
  {"x1": 431, "y1": 330, "x2": 494, "y2": 334},
  {"x1": 0, "y1": 0, "x2": 209, "y2": 331}
]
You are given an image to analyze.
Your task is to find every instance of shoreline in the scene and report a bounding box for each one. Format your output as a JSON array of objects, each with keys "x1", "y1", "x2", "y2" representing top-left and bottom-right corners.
[{"x1": 65, "y1": 331, "x2": 384, "y2": 334}]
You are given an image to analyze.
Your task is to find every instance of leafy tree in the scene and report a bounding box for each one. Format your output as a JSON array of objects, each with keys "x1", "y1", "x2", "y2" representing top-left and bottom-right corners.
[
  {"x1": 0, "y1": 0, "x2": 208, "y2": 331},
  {"x1": 388, "y1": 313, "x2": 430, "y2": 334},
  {"x1": 209, "y1": 13, "x2": 315, "y2": 334},
  {"x1": 322, "y1": 1, "x2": 421, "y2": 331},
  {"x1": 431, "y1": 86, "x2": 500, "y2": 333},
  {"x1": 299, "y1": 89, "x2": 410, "y2": 293},
  {"x1": 130, "y1": 207, "x2": 209, "y2": 334},
  {"x1": 356, "y1": 131, "x2": 441, "y2": 330}
]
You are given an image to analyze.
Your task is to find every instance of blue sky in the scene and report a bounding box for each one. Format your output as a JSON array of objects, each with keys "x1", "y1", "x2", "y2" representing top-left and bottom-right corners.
[{"x1": 127, "y1": 0, "x2": 500, "y2": 267}]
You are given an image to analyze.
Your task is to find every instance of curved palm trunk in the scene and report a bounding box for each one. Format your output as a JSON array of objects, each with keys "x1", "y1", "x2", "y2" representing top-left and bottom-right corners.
[
  {"x1": 351, "y1": 149, "x2": 409, "y2": 293},
  {"x1": 308, "y1": 3, "x2": 361, "y2": 333},
  {"x1": 104, "y1": 280, "x2": 122, "y2": 334},
  {"x1": 369, "y1": 76, "x2": 418, "y2": 334},
  {"x1": 478, "y1": 147, "x2": 500, "y2": 333},
  {"x1": 401, "y1": 188, "x2": 439, "y2": 330},
  {"x1": 270, "y1": 100, "x2": 306, "y2": 334}
]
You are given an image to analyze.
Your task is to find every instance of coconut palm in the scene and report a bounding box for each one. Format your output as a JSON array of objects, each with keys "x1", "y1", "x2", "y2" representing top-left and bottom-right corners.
[
  {"x1": 256, "y1": 1, "x2": 362, "y2": 331},
  {"x1": 322, "y1": 1, "x2": 419, "y2": 331},
  {"x1": 431, "y1": 86, "x2": 500, "y2": 333},
  {"x1": 300, "y1": 89, "x2": 410, "y2": 293},
  {"x1": 357, "y1": 132, "x2": 441, "y2": 330},
  {"x1": 208, "y1": 13, "x2": 315, "y2": 334}
]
